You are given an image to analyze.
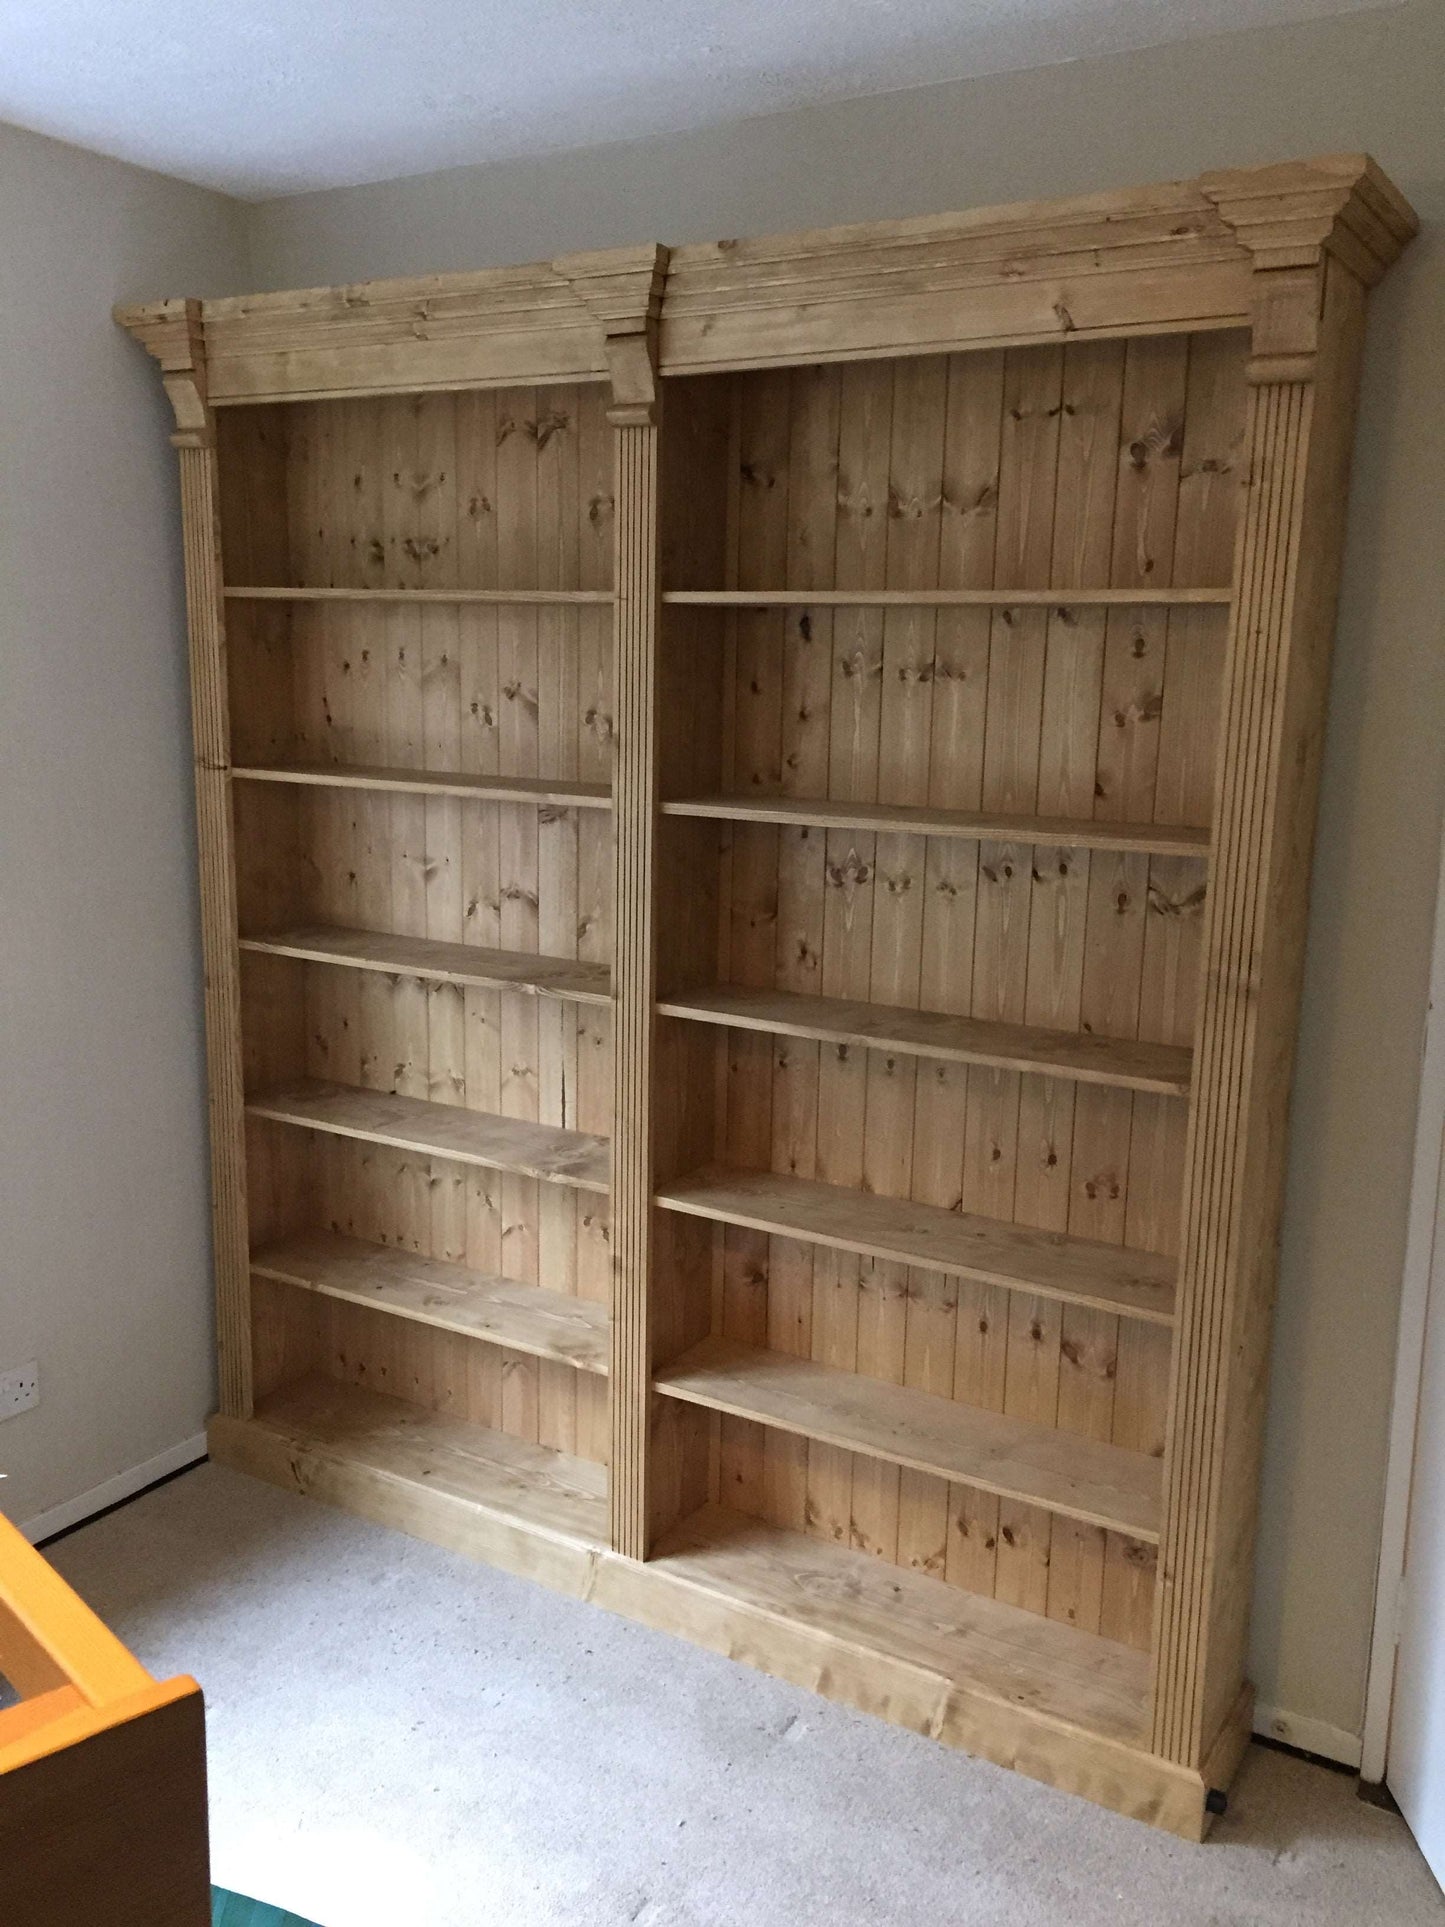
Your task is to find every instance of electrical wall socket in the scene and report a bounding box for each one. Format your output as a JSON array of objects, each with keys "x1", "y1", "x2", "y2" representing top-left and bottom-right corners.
[{"x1": 0, "y1": 1363, "x2": 39, "y2": 1421}]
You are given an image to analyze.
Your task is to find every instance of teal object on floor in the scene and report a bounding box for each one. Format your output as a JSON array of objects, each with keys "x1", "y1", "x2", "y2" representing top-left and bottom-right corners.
[{"x1": 211, "y1": 1889, "x2": 323, "y2": 1926}]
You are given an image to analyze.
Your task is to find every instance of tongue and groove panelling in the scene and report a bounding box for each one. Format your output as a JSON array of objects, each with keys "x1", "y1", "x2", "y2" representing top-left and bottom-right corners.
[
  {"x1": 673, "y1": 333, "x2": 1245, "y2": 1650},
  {"x1": 219, "y1": 386, "x2": 615, "y2": 1466}
]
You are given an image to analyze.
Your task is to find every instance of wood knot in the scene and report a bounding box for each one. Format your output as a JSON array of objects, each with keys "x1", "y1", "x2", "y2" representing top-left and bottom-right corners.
[{"x1": 531, "y1": 411, "x2": 570, "y2": 449}]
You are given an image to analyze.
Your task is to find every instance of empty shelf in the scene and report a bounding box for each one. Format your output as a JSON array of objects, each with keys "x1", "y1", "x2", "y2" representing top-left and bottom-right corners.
[
  {"x1": 663, "y1": 587, "x2": 1230, "y2": 607},
  {"x1": 247, "y1": 1080, "x2": 610, "y2": 1193},
  {"x1": 656, "y1": 1167, "x2": 1174, "y2": 1325},
  {"x1": 233, "y1": 762, "x2": 611, "y2": 809},
  {"x1": 648, "y1": 1504, "x2": 1149, "y2": 1746},
  {"x1": 252, "y1": 1230, "x2": 609, "y2": 1374},
  {"x1": 246, "y1": 1376, "x2": 607, "y2": 1547},
  {"x1": 656, "y1": 1336, "x2": 1160, "y2": 1540},
  {"x1": 240, "y1": 925, "x2": 610, "y2": 1004},
  {"x1": 660, "y1": 794, "x2": 1208, "y2": 857},
  {"x1": 226, "y1": 586, "x2": 614, "y2": 604},
  {"x1": 658, "y1": 985, "x2": 1190, "y2": 1095}
]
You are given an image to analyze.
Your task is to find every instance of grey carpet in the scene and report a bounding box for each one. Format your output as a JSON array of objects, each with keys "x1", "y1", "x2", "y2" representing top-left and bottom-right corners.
[{"x1": 46, "y1": 1462, "x2": 1443, "y2": 1927}]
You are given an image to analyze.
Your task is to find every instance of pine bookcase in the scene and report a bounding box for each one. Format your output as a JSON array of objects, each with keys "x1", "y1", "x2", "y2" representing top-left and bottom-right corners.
[{"x1": 119, "y1": 154, "x2": 1415, "y2": 1837}]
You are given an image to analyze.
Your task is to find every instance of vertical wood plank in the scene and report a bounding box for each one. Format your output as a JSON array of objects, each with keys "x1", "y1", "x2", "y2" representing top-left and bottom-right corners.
[
  {"x1": 933, "y1": 349, "x2": 1007, "y2": 1599},
  {"x1": 866, "y1": 353, "x2": 944, "y2": 1572},
  {"x1": 1038, "y1": 339, "x2": 1126, "y2": 1637},
  {"x1": 808, "y1": 358, "x2": 892, "y2": 1552},
  {"x1": 764, "y1": 364, "x2": 840, "y2": 1531},
  {"x1": 984, "y1": 343, "x2": 1063, "y2": 1619}
]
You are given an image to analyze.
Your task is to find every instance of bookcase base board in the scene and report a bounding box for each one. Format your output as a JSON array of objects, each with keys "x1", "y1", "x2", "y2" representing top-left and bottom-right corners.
[{"x1": 208, "y1": 1403, "x2": 1250, "y2": 1841}]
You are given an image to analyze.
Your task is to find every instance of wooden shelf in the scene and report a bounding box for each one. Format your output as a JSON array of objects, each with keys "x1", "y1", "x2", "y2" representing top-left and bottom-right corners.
[
  {"x1": 240, "y1": 925, "x2": 610, "y2": 1005},
  {"x1": 656, "y1": 1337, "x2": 1160, "y2": 1539},
  {"x1": 657, "y1": 985, "x2": 1190, "y2": 1096},
  {"x1": 226, "y1": 586, "x2": 615, "y2": 604},
  {"x1": 657, "y1": 1167, "x2": 1175, "y2": 1325},
  {"x1": 242, "y1": 1376, "x2": 607, "y2": 1547},
  {"x1": 246, "y1": 1080, "x2": 610, "y2": 1193},
  {"x1": 649, "y1": 1505, "x2": 1149, "y2": 1746},
  {"x1": 252, "y1": 1230, "x2": 609, "y2": 1374},
  {"x1": 660, "y1": 795, "x2": 1208, "y2": 857},
  {"x1": 233, "y1": 763, "x2": 612, "y2": 809},
  {"x1": 663, "y1": 588, "x2": 1231, "y2": 608}
]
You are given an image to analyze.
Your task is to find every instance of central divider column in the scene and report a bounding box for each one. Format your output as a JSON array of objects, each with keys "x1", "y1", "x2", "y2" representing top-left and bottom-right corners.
[
  {"x1": 554, "y1": 245, "x2": 672, "y2": 1559},
  {"x1": 609, "y1": 405, "x2": 663, "y2": 1558}
]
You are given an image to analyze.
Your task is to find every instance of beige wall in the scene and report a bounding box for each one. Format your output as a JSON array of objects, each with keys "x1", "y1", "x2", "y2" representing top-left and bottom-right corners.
[
  {"x1": 0, "y1": 123, "x2": 248, "y2": 1530},
  {"x1": 246, "y1": 2, "x2": 1445, "y2": 1751}
]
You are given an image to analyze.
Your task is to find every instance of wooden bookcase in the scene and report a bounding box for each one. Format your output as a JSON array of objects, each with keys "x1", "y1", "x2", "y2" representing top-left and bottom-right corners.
[{"x1": 118, "y1": 154, "x2": 1415, "y2": 1837}]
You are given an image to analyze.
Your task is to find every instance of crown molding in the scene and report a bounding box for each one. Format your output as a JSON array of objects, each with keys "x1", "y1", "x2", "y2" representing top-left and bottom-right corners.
[{"x1": 116, "y1": 156, "x2": 1416, "y2": 404}]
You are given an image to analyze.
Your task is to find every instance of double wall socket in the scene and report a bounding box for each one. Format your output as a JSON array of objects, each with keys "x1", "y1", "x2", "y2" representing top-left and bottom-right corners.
[{"x1": 0, "y1": 1363, "x2": 39, "y2": 1420}]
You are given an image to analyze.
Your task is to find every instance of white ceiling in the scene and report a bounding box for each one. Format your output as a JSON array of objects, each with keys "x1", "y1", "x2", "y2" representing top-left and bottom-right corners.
[{"x1": 0, "y1": 0, "x2": 1394, "y2": 200}]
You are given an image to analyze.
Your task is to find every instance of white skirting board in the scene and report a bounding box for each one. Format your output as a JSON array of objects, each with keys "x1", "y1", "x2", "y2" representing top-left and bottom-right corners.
[
  {"x1": 1253, "y1": 1702, "x2": 1363, "y2": 1769},
  {"x1": 17, "y1": 1433, "x2": 208, "y2": 1546}
]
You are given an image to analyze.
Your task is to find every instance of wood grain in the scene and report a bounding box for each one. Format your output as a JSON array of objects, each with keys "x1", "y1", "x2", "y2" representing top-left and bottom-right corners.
[
  {"x1": 252, "y1": 1229, "x2": 609, "y2": 1373},
  {"x1": 640, "y1": 1502, "x2": 1150, "y2": 1745},
  {"x1": 246, "y1": 1375, "x2": 607, "y2": 1545},
  {"x1": 234, "y1": 761, "x2": 610, "y2": 808},
  {"x1": 658, "y1": 984, "x2": 1191, "y2": 1094},
  {"x1": 226, "y1": 586, "x2": 614, "y2": 603},
  {"x1": 662, "y1": 794, "x2": 1209, "y2": 855},
  {"x1": 239, "y1": 924, "x2": 609, "y2": 1002},
  {"x1": 659, "y1": 1166, "x2": 1176, "y2": 1323},
  {"x1": 656, "y1": 1336, "x2": 1161, "y2": 1538},
  {"x1": 246, "y1": 1078, "x2": 610, "y2": 1191},
  {"x1": 664, "y1": 588, "x2": 1231, "y2": 607}
]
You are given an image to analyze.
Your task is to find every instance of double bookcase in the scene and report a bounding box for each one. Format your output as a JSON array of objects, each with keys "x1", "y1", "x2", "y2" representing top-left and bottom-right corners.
[{"x1": 120, "y1": 154, "x2": 1414, "y2": 1836}]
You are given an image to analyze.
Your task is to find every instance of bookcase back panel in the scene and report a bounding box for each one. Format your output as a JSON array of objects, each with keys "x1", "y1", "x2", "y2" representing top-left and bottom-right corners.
[
  {"x1": 699, "y1": 1203, "x2": 1169, "y2": 1647},
  {"x1": 250, "y1": 1274, "x2": 610, "y2": 1463},
  {"x1": 648, "y1": 330, "x2": 1248, "y2": 1638},
  {"x1": 703, "y1": 332, "x2": 1244, "y2": 814},
  {"x1": 216, "y1": 386, "x2": 615, "y2": 591},
  {"x1": 231, "y1": 790, "x2": 614, "y2": 975},
  {"x1": 707, "y1": 1411, "x2": 1157, "y2": 1651},
  {"x1": 221, "y1": 383, "x2": 618, "y2": 1473},
  {"x1": 227, "y1": 603, "x2": 615, "y2": 778}
]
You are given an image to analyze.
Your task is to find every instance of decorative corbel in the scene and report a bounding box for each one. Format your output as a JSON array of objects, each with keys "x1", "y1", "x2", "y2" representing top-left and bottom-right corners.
[
  {"x1": 114, "y1": 296, "x2": 212, "y2": 444},
  {"x1": 553, "y1": 245, "x2": 669, "y2": 426},
  {"x1": 1200, "y1": 154, "x2": 1417, "y2": 384}
]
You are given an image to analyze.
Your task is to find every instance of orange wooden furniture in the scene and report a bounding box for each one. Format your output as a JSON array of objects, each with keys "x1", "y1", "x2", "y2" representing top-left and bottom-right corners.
[{"x1": 0, "y1": 1509, "x2": 210, "y2": 1926}]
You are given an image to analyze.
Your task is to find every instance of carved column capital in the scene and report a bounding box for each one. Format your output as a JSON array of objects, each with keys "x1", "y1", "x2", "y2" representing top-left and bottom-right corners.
[
  {"x1": 554, "y1": 244, "x2": 669, "y2": 426},
  {"x1": 1199, "y1": 154, "x2": 1416, "y2": 384}
]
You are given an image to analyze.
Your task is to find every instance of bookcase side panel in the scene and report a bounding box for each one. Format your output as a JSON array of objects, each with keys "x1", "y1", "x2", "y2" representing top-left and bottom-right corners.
[{"x1": 1152, "y1": 258, "x2": 1371, "y2": 1768}]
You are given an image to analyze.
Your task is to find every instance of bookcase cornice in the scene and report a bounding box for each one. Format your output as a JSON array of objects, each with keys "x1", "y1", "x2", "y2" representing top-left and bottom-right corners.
[{"x1": 118, "y1": 154, "x2": 1415, "y2": 404}]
